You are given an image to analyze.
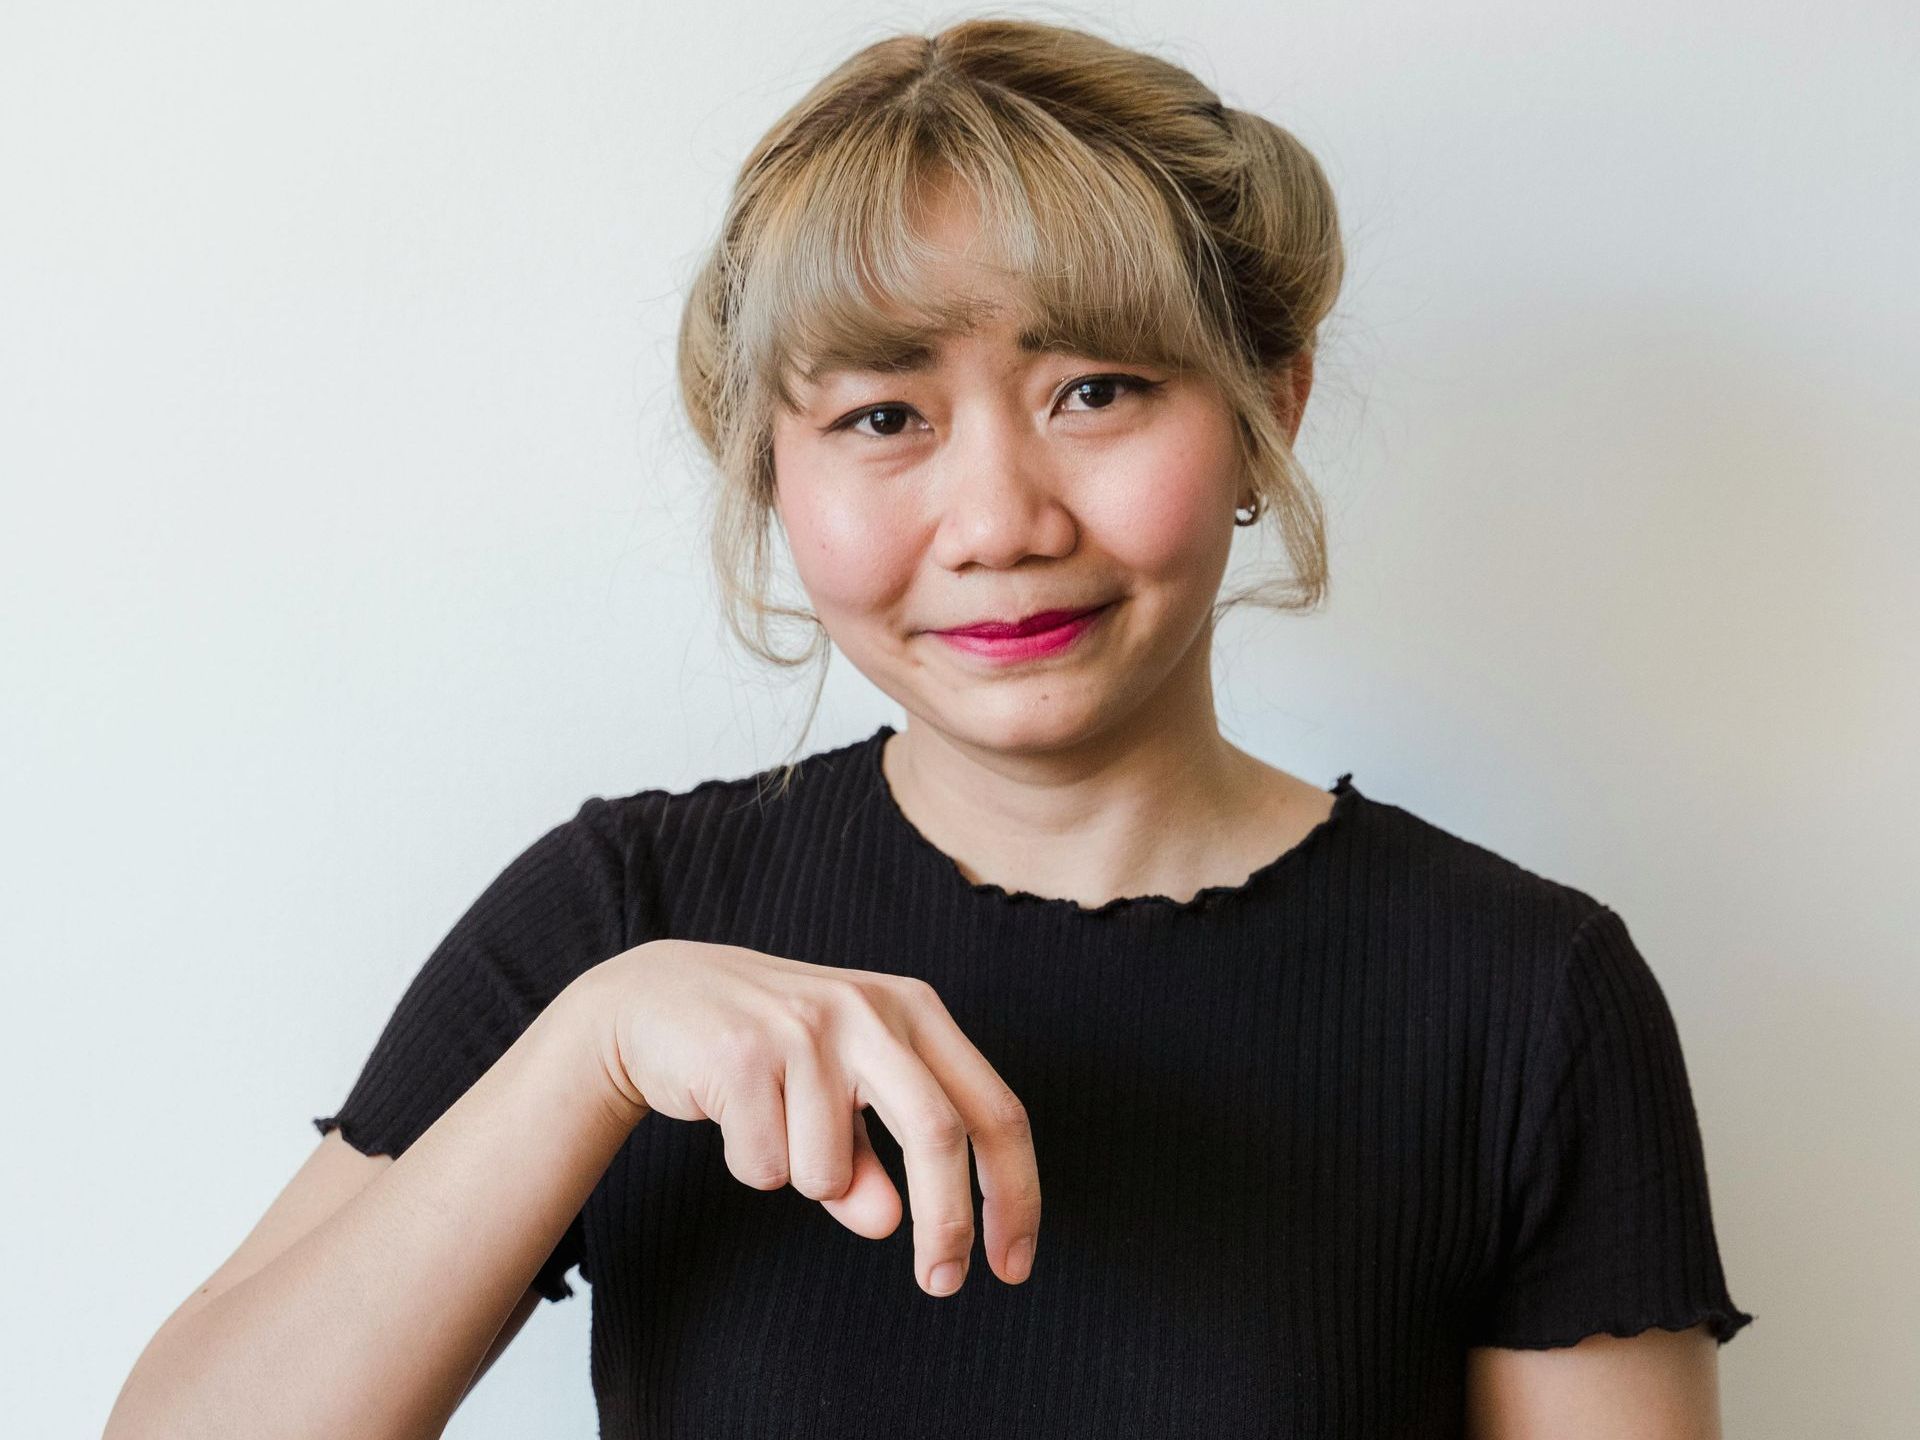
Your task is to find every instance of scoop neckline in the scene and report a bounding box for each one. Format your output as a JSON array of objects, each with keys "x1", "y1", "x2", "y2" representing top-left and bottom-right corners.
[{"x1": 863, "y1": 723, "x2": 1358, "y2": 918}]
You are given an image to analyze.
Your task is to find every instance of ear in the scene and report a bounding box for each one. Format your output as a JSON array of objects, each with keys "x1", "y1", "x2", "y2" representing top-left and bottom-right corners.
[{"x1": 1269, "y1": 351, "x2": 1314, "y2": 447}]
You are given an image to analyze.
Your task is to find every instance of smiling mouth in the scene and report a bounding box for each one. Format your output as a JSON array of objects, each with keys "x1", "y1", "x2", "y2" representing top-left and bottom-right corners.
[
  {"x1": 925, "y1": 601, "x2": 1115, "y2": 663},
  {"x1": 933, "y1": 603, "x2": 1112, "y2": 639}
]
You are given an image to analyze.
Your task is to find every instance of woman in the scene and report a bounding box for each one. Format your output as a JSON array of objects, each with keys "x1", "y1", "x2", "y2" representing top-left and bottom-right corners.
[{"x1": 106, "y1": 18, "x2": 1752, "y2": 1438}]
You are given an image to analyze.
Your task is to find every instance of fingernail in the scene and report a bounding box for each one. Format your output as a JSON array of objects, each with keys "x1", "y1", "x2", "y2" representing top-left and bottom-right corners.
[
  {"x1": 929, "y1": 1260, "x2": 965, "y2": 1295},
  {"x1": 1007, "y1": 1236, "x2": 1034, "y2": 1281}
]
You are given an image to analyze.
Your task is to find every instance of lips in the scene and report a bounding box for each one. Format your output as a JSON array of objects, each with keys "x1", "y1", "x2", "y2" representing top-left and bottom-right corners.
[{"x1": 935, "y1": 604, "x2": 1110, "y2": 639}]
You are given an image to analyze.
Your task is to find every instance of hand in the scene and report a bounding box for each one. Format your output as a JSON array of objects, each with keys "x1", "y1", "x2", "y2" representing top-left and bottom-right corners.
[{"x1": 569, "y1": 939, "x2": 1041, "y2": 1298}]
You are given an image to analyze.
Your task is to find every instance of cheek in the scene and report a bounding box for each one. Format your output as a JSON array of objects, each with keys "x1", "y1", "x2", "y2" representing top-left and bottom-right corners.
[
  {"x1": 775, "y1": 464, "x2": 917, "y2": 616},
  {"x1": 1089, "y1": 417, "x2": 1237, "y2": 579}
]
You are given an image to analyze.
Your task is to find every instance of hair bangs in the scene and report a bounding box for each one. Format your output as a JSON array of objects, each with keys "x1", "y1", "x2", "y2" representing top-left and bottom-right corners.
[
  {"x1": 979, "y1": 88, "x2": 1233, "y2": 376},
  {"x1": 737, "y1": 89, "x2": 1231, "y2": 418}
]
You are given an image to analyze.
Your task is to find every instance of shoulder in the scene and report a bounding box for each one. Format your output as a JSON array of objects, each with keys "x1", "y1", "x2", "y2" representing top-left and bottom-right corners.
[
  {"x1": 585, "y1": 729, "x2": 880, "y2": 923},
  {"x1": 598, "y1": 728, "x2": 874, "y2": 841},
  {"x1": 1344, "y1": 784, "x2": 1613, "y2": 985}
]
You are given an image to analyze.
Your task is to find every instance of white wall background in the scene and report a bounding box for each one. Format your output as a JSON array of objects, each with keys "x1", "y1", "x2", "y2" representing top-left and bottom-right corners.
[{"x1": 4, "y1": 1, "x2": 1914, "y2": 1434}]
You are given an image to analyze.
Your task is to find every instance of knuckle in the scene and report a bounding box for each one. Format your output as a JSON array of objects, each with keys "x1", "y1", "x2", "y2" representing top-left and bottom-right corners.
[
  {"x1": 905, "y1": 1101, "x2": 967, "y2": 1153},
  {"x1": 774, "y1": 991, "x2": 830, "y2": 1038},
  {"x1": 713, "y1": 1024, "x2": 775, "y2": 1074},
  {"x1": 730, "y1": 1152, "x2": 790, "y2": 1191},
  {"x1": 920, "y1": 1212, "x2": 975, "y2": 1244},
  {"x1": 999, "y1": 1178, "x2": 1043, "y2": 1213},
  {"x1": 897, "y1": 974, "x2": 943, "y2": 1008},
  {"x1": 985, "y1": 1086, "x2": 1032, "y2": 1139},
  {"x1": 790, "y1": 1161, "x2": 851, "y2": 1200},
  {"x1": 835, "y1": 977, "x2": 889, "y2": 1027}
]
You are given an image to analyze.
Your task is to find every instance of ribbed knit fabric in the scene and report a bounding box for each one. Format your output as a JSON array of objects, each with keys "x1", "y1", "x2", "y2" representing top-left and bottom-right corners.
[{"x1": 314, "y1": 722, "x2": 1753, "y2": 1437}]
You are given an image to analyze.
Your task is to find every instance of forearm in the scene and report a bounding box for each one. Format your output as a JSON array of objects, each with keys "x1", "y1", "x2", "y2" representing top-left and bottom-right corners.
[{"x1": 105, "y1": 979, "x2": 645, "y2": 1440}]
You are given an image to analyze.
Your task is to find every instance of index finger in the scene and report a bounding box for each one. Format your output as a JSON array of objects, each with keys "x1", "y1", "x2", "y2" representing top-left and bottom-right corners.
[
  {"x1": 851, "y1": 1025, "x2": 983, "y2": 1297},
  {"x1": 897, "y1": 981, "x2": 1041, "y2": 1287}
]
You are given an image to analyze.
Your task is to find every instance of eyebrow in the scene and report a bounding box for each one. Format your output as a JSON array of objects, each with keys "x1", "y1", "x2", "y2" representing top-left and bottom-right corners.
[{"x1": 801, "y1": 325, "x2": 1072, "y2": 384}]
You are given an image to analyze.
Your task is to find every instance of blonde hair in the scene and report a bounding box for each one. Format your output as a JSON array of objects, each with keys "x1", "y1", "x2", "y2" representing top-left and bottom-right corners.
[{"x1": 675, "y1": 16, "x2": 1345, "y2": 787}]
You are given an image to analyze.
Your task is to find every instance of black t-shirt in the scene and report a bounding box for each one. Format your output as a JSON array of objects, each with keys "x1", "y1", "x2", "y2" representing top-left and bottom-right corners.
[{"x1": 314, "y1": 723, "x2": 1753, "y2": 1437}]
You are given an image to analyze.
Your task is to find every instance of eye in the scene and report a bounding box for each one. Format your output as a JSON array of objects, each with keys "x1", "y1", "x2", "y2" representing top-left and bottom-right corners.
[
  {"x1": 1058, "y1": 373, "x2": 1163, "y2": 413},
  {"x1": 831, "y1": 403, "x2": 925, "y2": 439},
  {"x1": 825, "y1": 373, "x2": 1163, "y2": 439}
]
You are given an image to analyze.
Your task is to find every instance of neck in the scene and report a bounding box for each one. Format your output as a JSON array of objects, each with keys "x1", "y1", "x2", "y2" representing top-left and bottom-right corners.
[{"x1": 880, "y1": 703, "x2": 1314, "y2": 909}]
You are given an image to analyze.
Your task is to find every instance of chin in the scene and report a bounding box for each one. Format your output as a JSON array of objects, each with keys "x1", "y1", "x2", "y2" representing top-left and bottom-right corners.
[{"x1": 913, "y1": 692, "x2": 1119, "y2": 756}]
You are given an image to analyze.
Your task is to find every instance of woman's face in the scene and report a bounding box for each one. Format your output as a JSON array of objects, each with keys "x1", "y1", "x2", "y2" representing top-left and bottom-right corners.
[{"x1": 769, "y1": 192, "x2": 1264, "y2": 755}]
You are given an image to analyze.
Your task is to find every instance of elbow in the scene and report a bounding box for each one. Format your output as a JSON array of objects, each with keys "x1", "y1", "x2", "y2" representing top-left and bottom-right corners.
[{"x1": 103, "y1": 1318, "x2": 224, "y2": 1440}]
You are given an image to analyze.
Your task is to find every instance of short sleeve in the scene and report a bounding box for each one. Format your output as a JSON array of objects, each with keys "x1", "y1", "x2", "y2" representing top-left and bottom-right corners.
[
  {"x1": 1468, "y1": 904, "x2": 1756, "y2": 1348},
  {"x1": 312, "y1": 796, "x2": 632, "y2": 1302}
]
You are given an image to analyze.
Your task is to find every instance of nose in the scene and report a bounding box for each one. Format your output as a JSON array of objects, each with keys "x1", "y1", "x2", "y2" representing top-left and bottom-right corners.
[{"x1": 927, "y1": 403, "x2": 1078, "y2": 571}]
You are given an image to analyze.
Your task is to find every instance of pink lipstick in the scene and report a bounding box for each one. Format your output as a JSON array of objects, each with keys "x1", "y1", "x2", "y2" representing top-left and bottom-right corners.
[{"x1": 930, "y1": 603, "x2": 1113, "y2": 663}]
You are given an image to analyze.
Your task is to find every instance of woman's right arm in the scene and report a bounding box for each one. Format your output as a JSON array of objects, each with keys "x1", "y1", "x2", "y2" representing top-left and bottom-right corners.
[
  {"x1": 103, "y1": 969, "x2": 647, "y2": 1440},
  {"x1": 107, "y1": 933, "x2": 1043, "y2": 1440}
]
